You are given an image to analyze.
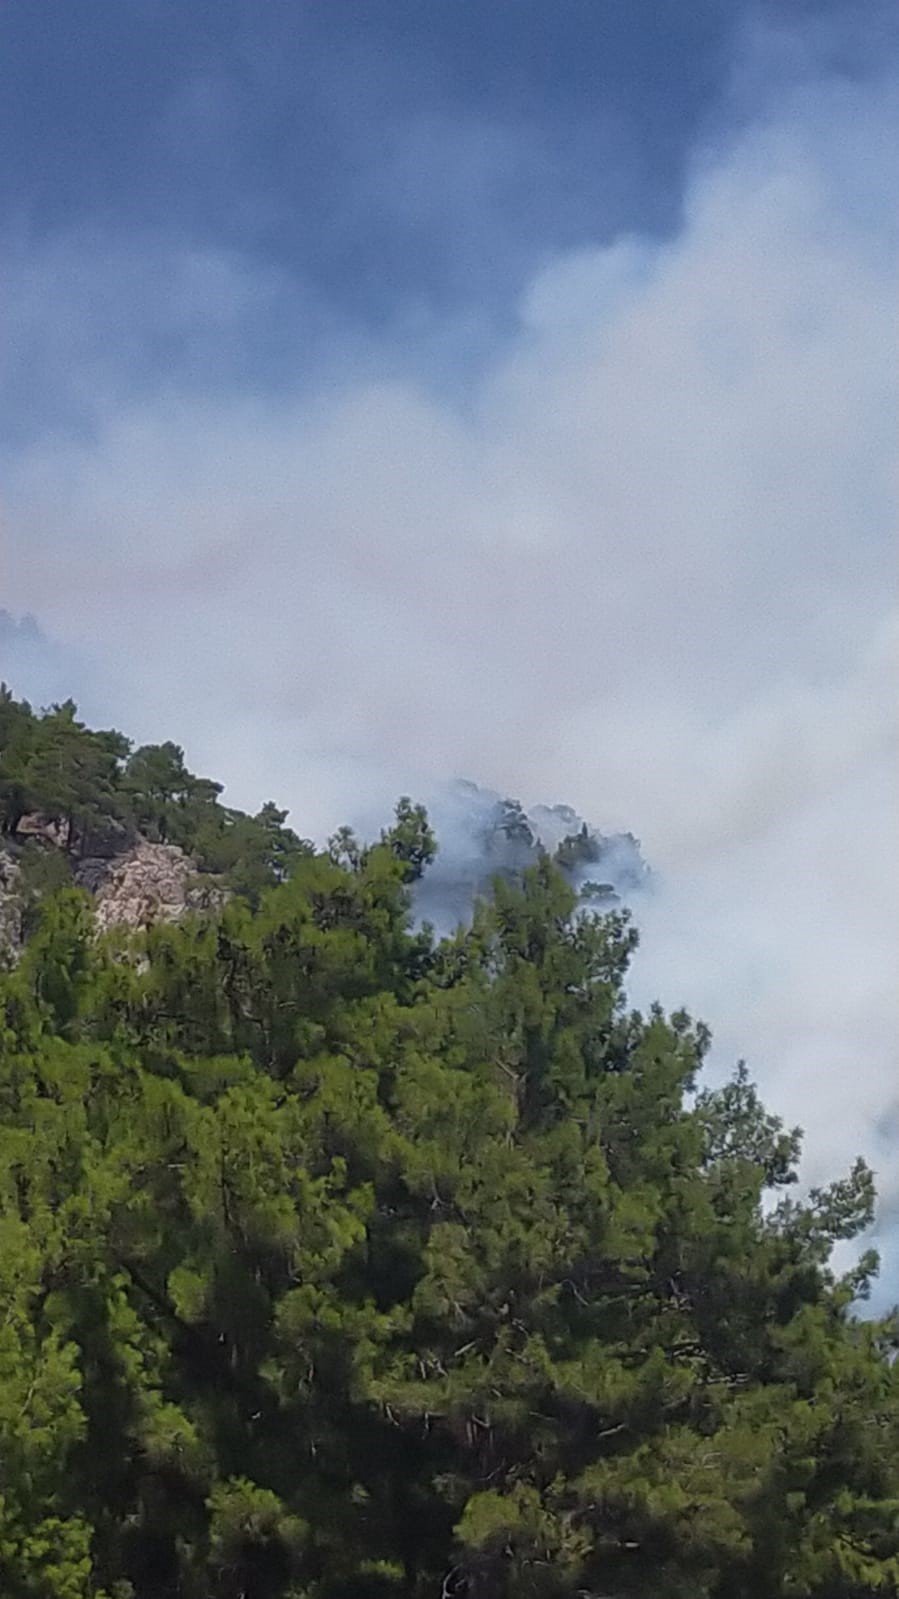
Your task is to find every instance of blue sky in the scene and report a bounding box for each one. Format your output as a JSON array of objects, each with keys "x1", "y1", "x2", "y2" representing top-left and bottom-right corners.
[{"x1": 1, "y1": 0, "x2": 898, "y2": 1289}]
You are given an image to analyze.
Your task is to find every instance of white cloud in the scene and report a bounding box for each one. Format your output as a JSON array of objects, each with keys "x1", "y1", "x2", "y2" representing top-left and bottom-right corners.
[{"x1": 2, "y1": 64, "x2": 897, "y2": 1285}]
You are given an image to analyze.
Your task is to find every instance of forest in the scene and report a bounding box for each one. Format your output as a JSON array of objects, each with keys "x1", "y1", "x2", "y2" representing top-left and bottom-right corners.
[{"x1": 0, "y1": 687, "x2": 898, "y2": 1598}]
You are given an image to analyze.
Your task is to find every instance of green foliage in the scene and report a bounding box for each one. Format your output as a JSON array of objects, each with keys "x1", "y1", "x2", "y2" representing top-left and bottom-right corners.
[
  {"x1": 14, "y1": 842, "x2": 75, "y2": 939},
  {"x1": 0, "y1": 691, "x2": 128, "y2": 853},
  {"x1": 0, "y1": 686, "x2": 311, "y2": 899},
  {"x1": 0, "y1": 684, "x2": 897, "y2": 1595},
  {"x1": 381, "y1": 796, "x2": 436, "y2": 882}
]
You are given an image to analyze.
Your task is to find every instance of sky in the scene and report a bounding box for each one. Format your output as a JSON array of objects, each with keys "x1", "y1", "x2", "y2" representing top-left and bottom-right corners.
[{"x1": 1, "y1": 2, "x2": 897, "y2": 1292}]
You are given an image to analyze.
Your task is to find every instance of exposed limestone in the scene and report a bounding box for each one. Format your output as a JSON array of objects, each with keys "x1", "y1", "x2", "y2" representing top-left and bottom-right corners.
[
  {"x1": 75, "y1": 840, "x2": 224, "y2": 933},
  {"x1": 1, "y1": 833, "x2": 225, "y2": 955},
  {"x1": 18, "y1": 811, "x2": 137, "y2": 859},
  {"x1": 0, "y1": 850, "x2": 23, "y2": 962},
  {"x1": 15, "y1": 813, "x2": 69, "y2": 847}
]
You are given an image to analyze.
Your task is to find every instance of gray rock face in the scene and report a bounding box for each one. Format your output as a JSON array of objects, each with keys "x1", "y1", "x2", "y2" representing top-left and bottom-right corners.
[
  {"x1": 0, "y1": 851, "x2": 23, "y2": 962},
  {"x1": 17, "y1": 811, "x2": 138, "y2": 859},
  {"x1": 75, "y1": 840, "x2": 223, "y2": 933},
  {"x1": 13, "y1": 813, "x2": 69, "y2": 848},
  {"x1": 0, "y1": 832, "x2": 226, "y2": 959}
]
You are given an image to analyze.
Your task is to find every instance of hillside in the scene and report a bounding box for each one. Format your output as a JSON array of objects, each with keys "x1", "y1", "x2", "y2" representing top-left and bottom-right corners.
[
  {"x1": 0, "y1": 686, "x2": 314, "y2": 959},
  {"x1": 0, "y1": 688, "x2": 649, "y2": 959},
  {"x1": 0, "y1": 685, "x2": 897, "y2": 1598}
]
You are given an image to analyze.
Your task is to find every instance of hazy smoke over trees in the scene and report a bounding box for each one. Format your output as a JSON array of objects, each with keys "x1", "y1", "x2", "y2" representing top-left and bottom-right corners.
[{"x1": 412, "y1": 780, "x2": 650, "y2": 935}]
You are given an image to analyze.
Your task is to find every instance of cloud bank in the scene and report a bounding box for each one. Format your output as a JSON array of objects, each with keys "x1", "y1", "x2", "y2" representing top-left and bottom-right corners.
[{"x1": 2, "y1": 61, "x2": 897, "y2": 1287}]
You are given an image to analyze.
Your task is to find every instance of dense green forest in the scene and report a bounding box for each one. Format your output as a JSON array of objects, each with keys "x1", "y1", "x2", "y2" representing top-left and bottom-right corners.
[{"x1": 1, "y1": 687, "x2": 898, "y2": 1597}]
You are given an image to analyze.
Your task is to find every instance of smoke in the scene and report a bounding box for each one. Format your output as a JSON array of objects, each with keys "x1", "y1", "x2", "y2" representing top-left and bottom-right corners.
[
  {"x1": 411, "y1": 780, "x2": 650, "y2": 935},
  {"x1": 0, "y1": 609, "x2": 99, "y2": 712},
  {"x1": 1, "y1": 49, "x2": 897, "y2": 1291}
]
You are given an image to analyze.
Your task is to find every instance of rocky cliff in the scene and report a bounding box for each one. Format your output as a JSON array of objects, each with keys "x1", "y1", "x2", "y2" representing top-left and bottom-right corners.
[
  {"x1": 0, "y1": 851, "x2": 23, "y2": 961},
  {"x1": 0, "y1": 831, "x2": 224, "y2": 962},
  {"x1": 75, "y1": 840, "x2": 224, "y2": 934}
]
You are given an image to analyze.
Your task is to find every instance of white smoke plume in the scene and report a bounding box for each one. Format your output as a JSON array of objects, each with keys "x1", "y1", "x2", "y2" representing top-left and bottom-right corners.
[
  {"x1": 410, "y1": 780, "x2": 649, "y2": 936},
  {"x1": 1, "y1": 50, "x2": 897, "y2": 1292}
]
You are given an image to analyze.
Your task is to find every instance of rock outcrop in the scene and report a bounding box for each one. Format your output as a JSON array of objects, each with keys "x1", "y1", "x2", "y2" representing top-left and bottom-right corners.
[
  {"x1": 76, "y1": 840, "x2": 224, "y2": 934},
  {"x1": 0, "y1": 833, "x2": 226, "y2": 961},
  {"x1": 0, "y1": 851, "x2": 23, "y2": 962}
]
